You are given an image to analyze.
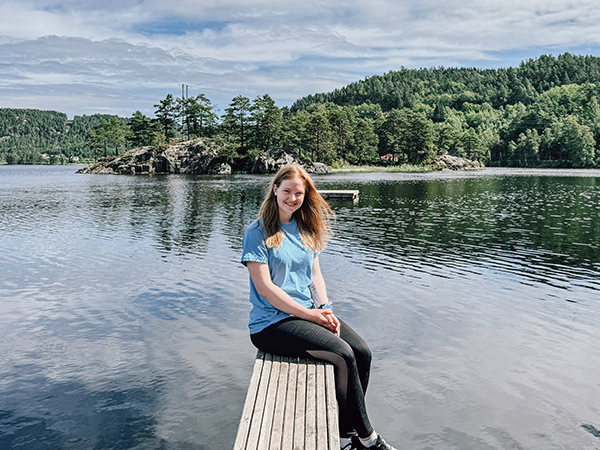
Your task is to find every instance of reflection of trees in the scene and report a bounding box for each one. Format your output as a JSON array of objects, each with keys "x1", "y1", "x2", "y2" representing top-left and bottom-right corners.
[
  {"x1": 150, "y1": 176, "x2": 218, "y2": 257},
  {"x1": 222, "y1": 175, "x2": 273, "y2": 252},
  {"x1": 328, "y1": 175, "x2": 600, "y2": 283},
  {"x1": 86, "y1": 177, "x2": 142, "y2": 236},
  {"x1": 86, "y1": 175, "x2": 218, "y2": 258},
  {"x1": 85, "y1": 174, "x2": 272, "y2": 259},
  {"x1": 83, "y1": 173, "x2": 599, "y2": 281},
  {"x1": 478, "y1": 177, "x2": 599, "y2": 265}
]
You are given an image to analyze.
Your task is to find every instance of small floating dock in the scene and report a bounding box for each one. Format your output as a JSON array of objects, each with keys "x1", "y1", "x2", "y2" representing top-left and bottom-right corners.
[
  {"x1": 234, "y1": 351, "x2": 339, "y2": 450},
  {"x1": 318, "y1": 190, "x2": 359, "y2": 202}
]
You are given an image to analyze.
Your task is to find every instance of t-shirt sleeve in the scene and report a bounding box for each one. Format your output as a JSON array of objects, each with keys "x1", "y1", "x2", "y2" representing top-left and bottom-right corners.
[{"x1": 241, "y1": 225, "x2": 269, "y2": 266}]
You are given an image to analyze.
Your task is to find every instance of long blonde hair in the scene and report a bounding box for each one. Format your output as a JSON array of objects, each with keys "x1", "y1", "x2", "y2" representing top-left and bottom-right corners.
[{"x1": 258, "y1": 164, "x2": 333, "y2": 252}]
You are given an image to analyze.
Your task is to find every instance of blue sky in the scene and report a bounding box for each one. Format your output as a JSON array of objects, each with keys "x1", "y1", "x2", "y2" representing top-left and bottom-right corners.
[{"x1": 1, "y1": 0, "x2": 600, "y2": 118}]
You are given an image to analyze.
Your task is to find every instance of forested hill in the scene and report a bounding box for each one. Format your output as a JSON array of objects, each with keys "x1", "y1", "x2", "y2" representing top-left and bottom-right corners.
[
  {"x1": 292, "y1": 53, "x2": 600, "y2": 112},
  {"x1": 287, "y1": 52, "x2": 600, "y2": 168},
  {"x1": 0, "y1": 109, "x2": 118, "y2": 164}
]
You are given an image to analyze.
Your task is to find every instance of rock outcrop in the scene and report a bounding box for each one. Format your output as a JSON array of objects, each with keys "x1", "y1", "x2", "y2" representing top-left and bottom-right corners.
[
  {"x1": 305, "y1": 162, "x2": 329, "y2": 174},
  {"x1": 432, "y1": 154, "x2": 485, "y2": 171},
  {"x1": 250, "y1": 150, "x2": 297, "y2": 174},
  {"x1": 77, "y1": 140, "x2": 329, "y2": 175},
  {"x1": 250, "y1": 148, "x2": 330, "y2": 174},
  {"x1": 77, "y1": 139, "x2": 230, "y2": 175}
]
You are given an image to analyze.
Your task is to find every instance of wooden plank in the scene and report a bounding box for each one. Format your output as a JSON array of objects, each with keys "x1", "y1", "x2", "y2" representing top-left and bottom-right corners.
[
  {"x1": 315, "y1": 361, "x2": 328, "y2": 450},
  {"x1": 293, "y1": 359, "x2": 307, "y2": 450},
  {"x1": 281, "y1": 357, "x2": 298, "y2": 450},
  {"x1": 305, "y1": 359, "x2": 317, "y2": 450},
  {"x1": 324, "y1": 363, "x2": 340, "y2": 450},
  {"x1": 246, "y1": 353, "x2": 274, "y2": 450},
  {"x1": 257, "y1": 355, "x2": 281, "y2": 450},
  {"x1": 269, "y1": 357, "x2": 289, "y2": 450},
  {"x1": 233, "y1": 351, "x2": 266, "y2": 450},
  {"x1": 235, "y1": 353, "x2": 339, "y2": 450}
]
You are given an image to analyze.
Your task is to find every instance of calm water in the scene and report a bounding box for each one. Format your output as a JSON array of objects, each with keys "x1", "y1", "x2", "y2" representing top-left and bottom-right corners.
[{"x1": 1, "y1": 165, "x2": 599, "y2": 450}]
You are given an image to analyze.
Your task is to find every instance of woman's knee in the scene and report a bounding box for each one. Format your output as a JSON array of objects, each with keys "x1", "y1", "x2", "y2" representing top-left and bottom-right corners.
[
  {"x1": 336, "y1": 340, "x2": 361, "y2": 368},
  {"x1": 355, "y1": 341, "x2": 372, "y2": 367},
  {"x1": 311, "y1": 337, "x2": 357, "y2": 368}
]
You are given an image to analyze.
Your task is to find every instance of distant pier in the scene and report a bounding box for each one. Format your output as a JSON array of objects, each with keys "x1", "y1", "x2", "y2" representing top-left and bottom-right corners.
[{"x1": 318, "y1": 190, "x2": 359, "y2": 202}]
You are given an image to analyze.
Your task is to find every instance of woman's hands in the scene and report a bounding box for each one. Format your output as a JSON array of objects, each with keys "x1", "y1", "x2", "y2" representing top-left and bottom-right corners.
[
  {"x1": 304, "y1": 309, "x2": 340, "y2": 336},
  {"x1": 246, "y1": 261, "x2": 340, "y2": 337},
  {"x1": 306, "y1": 256, "x2": 339, "y2": 335}
]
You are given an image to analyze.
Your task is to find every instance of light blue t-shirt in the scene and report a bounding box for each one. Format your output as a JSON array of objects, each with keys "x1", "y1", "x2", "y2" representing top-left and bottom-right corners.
[{"x1": 241, "y1": 218, "x2": 319, "y2": 334}]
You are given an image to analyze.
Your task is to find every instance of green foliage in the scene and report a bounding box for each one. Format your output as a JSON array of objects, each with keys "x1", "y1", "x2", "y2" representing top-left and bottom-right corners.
[
  {"x1": 128, "y1": 111, "x2": 155, "y2": 147},
  {"x1": 60, "y1": 114, "x2": 120, "y2": 159},
  {"x1": 222, "y1": 95, "x2": 252, "y2": 154},
  {"x1": 292, "y1": 53, "x2": 600, "y2": 113},
  {"x1": 154, "y1": 94, "x2": 178, "y2": 140},
  {"x1": 550, "y1": 117, "x2": 595, "y2": 167},
  {"x1": 86, "y1": 117, "x2": 130, "y2": 161},
  {"x1": 286, "y1": 53, "x2": 600, "y2": 168},
  {"x1": 378, "y1": 108, "x2": 435, "y2": 165},
  {"x1": 305, "y1": 105, "x2": 335, "y2": 163},
  {"x1": 177, "y1": 93, "x2": 217, "y2": 139},
  {"x1": 0, "y1": 109, "x2": 125, "y2": 164},
  {"x1": 250, "y1": 94, "x2": 281, "y2": 152},
  {"x1": 347, "y1": 117, "x2": 379, "y2": 164},
  {"x1": 277, "y1": 107, "x2": 302, "y2": 155},
  {"x1": 0, "y1": 109, "x2": 63, "y2": 163}
]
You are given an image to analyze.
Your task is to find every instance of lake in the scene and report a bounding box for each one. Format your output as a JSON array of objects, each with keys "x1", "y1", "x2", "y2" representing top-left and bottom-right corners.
[{"x1": 1, "y1": 165, "x2": 599, "y2": 450}]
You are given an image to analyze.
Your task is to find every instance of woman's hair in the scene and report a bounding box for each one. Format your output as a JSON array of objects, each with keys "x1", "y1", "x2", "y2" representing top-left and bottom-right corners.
[{"x1": 258, "y1": 164, "x2": 334, "y2": 252}]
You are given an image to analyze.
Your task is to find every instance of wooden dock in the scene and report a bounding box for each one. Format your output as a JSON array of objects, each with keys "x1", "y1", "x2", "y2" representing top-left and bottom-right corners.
[
  {"x1": 318, "y1": 190, "x2": 359, "y2": 202},
  {"x1": 233, "y1": 351, "x2": 339, "y2": 450}
]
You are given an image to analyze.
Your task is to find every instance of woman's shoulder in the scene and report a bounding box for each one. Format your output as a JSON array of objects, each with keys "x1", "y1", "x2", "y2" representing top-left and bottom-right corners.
[
  {"x1": 243, "y1": 218, "x2": 269, "y2": 251},
  {"x1": 245, "y1": 218, "x2": 264, "y2": 231},
  {"x1": 244, "y1": 219, "x2": 267, "y2": 241}
]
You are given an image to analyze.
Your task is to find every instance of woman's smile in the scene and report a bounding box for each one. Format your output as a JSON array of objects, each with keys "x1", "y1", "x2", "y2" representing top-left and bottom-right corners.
[{"x1": 274, "y1": 177, "x2": 305, "y2": 222}]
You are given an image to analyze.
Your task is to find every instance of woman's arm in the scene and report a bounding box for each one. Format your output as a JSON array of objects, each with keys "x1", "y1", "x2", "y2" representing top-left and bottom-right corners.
[
  {"x1": 311, "y1": 256, "x2": 329, "y2": 306},
  {"x1": 246, "y1": 261, "x2": 338, "y2": 334},
  {"x1": 312, "y1": 256, "x2": 340, "y2": 336}
]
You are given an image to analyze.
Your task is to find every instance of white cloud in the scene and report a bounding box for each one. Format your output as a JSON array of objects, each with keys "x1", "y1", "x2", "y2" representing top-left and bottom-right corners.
[{"x1": 1, "y1": 0, "x2": 600, "y2": 117}]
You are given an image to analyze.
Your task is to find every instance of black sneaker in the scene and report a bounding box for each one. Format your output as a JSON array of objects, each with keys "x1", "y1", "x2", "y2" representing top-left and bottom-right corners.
[
  {"x1": 341, "y1": 442, "x2": 359, "y2": 450},
  {"x1": 341, "y1": 435, "x2": 360, "y2": 450},
  {"x1": 353, "y1": 433, "x2": 399, "y2": 450}
]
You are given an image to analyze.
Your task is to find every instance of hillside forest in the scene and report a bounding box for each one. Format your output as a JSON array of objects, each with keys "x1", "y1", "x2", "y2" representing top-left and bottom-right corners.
[{"x1": 2, "y1": 53, "x2": 600, "y2": 169}]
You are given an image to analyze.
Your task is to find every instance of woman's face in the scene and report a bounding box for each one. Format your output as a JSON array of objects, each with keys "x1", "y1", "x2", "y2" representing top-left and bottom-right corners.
[{"x1": 273, "y1": 177, "x2": 305, "y2": 222}]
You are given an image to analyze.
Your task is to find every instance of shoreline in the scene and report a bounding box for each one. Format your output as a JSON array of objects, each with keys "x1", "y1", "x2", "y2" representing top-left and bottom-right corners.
[
  {"x1": 5, "y1": 164, "x2": 600, "y2": 177},
  {"x1": 330, "y1": 164, "x2": 431, "y2": 173}
]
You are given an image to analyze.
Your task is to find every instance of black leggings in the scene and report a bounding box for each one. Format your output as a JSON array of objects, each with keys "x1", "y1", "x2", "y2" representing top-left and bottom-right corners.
[{"x1": 250, "y1": 317, "x2": 373, "y2": 438}]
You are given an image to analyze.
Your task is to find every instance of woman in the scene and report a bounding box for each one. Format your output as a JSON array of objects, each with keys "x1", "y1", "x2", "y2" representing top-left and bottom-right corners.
[{"x1": 241, "y1": 164, "x2": 398, "y2": 450}]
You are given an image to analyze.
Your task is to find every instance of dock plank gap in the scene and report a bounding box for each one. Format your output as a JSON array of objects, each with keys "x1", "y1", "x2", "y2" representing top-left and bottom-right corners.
[
  {"x1": 234, "y1": 351, "x2": 340, "y2": 450},
  {"x1": 318, "y1": 190, "x2": 359, "y2": 202}
]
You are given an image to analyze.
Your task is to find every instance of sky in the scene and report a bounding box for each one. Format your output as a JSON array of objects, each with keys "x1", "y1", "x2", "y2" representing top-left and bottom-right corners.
[{"x1": 1, "y1": 0, "x2": 600, "y2": 119}]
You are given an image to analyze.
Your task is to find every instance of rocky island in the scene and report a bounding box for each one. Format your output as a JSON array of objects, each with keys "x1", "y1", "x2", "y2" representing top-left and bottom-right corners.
[
  {"x1": 77, "y1": 138, "x2": 329, "y2": 175},
  {"x1": 431, "y1": 154, "x2": 485, "y2": 171},
  {"x1": 77, "y1": 138, "x2": 483, "y2": 175}
]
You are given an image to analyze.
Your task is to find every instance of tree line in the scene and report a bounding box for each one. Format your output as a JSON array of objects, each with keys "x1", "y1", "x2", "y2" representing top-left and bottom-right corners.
[
  {"x1": 0, "y1": 109, "x2": 120, "y2": 164},
  {"x1": 2, "y1": 53, "x2": 600, "y2": 168},
  {"x1": 292, "y1": 53, "x2": 600, "y2": 168}
]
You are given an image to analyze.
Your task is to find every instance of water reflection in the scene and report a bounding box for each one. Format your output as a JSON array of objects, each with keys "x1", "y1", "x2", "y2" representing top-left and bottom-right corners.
[
  {"x1": 77, "y1": 174, "x2": 269, "y2": 261},
  {"x1": 323, "y1": 174, "x2": 600, "y2": 297},
  {"x1": 1, "y1": 166, "x2": 600, "y2": 449}
]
